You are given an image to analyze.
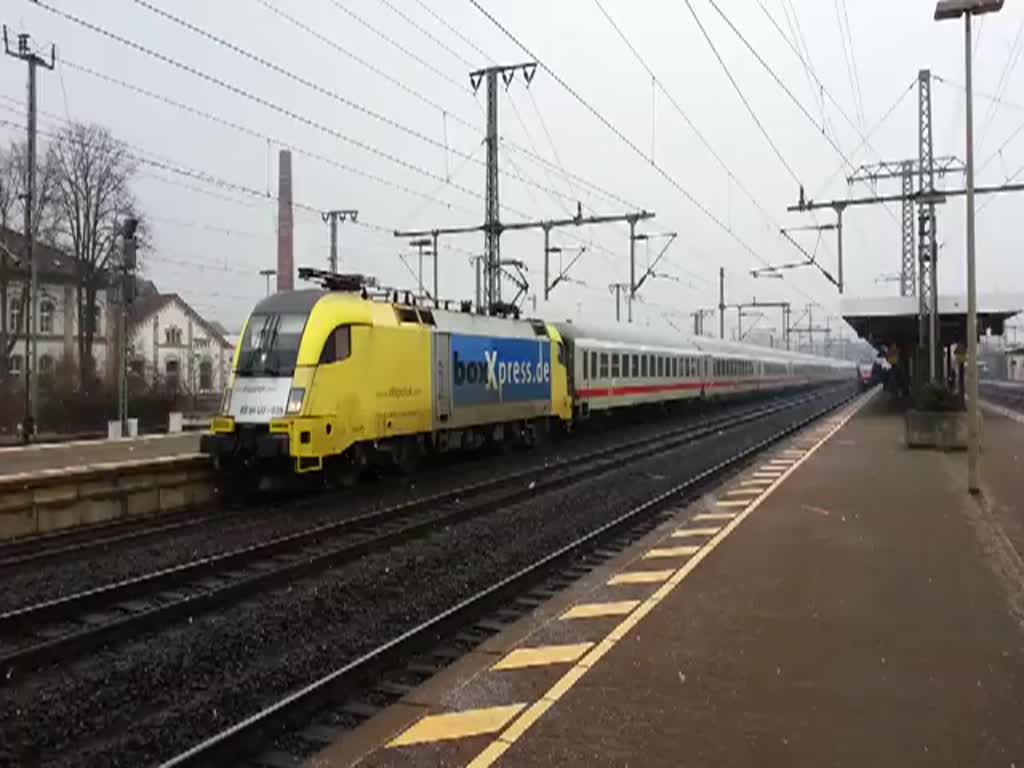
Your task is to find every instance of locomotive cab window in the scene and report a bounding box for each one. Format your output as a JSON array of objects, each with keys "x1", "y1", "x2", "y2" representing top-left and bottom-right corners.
[
  {"x1": 557, "y1": 341, "x2": 566, "y2": 366},
  {"x1": 319, "y1": 326, "x2": 352, "y2": 364}
]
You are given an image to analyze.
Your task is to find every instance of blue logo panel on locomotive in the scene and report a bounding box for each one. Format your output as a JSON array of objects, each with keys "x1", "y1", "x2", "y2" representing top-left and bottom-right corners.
[{"x1": 451, "y1": 335, "x2": 551, "y2": 405}]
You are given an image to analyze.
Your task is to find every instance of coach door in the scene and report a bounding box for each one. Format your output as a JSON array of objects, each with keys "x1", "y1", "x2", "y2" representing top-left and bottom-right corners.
[{"x1": 434, "y1": 332, "x2": 452, "y2": 424}]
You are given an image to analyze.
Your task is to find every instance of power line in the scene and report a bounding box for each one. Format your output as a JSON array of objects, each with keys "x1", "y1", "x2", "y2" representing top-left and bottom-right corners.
[
  {"x1": 324, "y1": 0, "x2": 470, "y2": 94},
  {"x1": 410, "y1": 0, "x2": 491, "y2": 63},
  {"x1": 977, "y1": 20, "x2": 1024, "y2": 150},
  {"x1": 129, "y1": 0, "x2": 473, "y2": 166},
  {"x1": 375, "y1": 0, "x2": 475, "y2": 69},
  {"x1": 835, "y1": 0, "x2": 866, "y2": 132},
  {"x1": 704, "y1": 0, "x2": 856, "y2": 174},
  {"x1": 592, "y1": 0, "x2": 796, "y2": 245},
  {"x1": 258, "y1": 0, "x2": 635, "y2": 214},
  {"x1": 253, "y1": 0, "x2": 477, "y2": 132},
  {"x1": 466, "y1": 0, "x2": 825, "y2": 305},
  {"x1": 55, "y1": 59, "x2": 481, "y2": 216},
  {"x1": 811, "y1": 80, "x2": 917, "y2": 197},
  {"x1": 526, "y1": 88, "x2": 578, "y2": 204},
  {"x1": 682, "y1": 0, "x2": 803, "y2": 187},
  {"x1": 777, "y1": 0, "x2": 834, "y2": 141},
  {"x1": 43, "y1": 1, "x2": 578, "y2": 212},
  {"x1": 33, "y1": 1, "x2": 489, "y2": 198}
]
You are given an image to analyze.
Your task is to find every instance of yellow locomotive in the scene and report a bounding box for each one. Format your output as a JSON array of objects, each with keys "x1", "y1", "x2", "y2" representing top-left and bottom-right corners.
[{"x1": 201, "y1": 272, "x2": 572, "y2": 487}]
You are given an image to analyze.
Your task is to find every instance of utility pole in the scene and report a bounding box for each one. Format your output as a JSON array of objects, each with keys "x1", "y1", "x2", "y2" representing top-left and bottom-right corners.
[
  {"x1": 691, "y1": 308, "x2": 715, "y2": 336},
  {"x1": 847, "y1": 154, "x2": 965, "y2": 301},
  {"x1": 609, "y1": 282, "x2": 630, "y2": 323},
  {"x1": 628, "y1": 228, "x2": 676, "y2": 323},
  {"x1": 918, "y1": 68, "x2": 939, "y2": 382},
  {"x1": 901, "y1": 161, "x2": 917, "y2": 296},
  {"x1": 259, "y1": 268, "x2": 276, "y2": 296},
  {"x1": 321, "y1": 209, "x2": 358, "y2": 273},
  {"x1": 4, "y1": 28, "x2": 55, "y2": 444},
  {"x1": 398, "y1": 207, "x2": 653, "y2": 311},
  {"x1": 628, "y1": 217, "x2": 639, "y2": 322},
  {"x1": 470, "y1": 62, "x2": 537, "y2": 310},
  {"x1": 718, "y1": 267, "x2": 725, "y2": 339},
  {"x1": 118, "y1": 218, "x2": 138, "y2": 438},
  {"x1": 409, "y1": 238, "x2": 434, "y2": 300}
]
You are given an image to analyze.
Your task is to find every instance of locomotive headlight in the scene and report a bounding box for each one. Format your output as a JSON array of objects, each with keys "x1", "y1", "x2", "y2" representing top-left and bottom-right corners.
[{"x1": 286, "y1": 387, "x2": 306, "y2": 415}]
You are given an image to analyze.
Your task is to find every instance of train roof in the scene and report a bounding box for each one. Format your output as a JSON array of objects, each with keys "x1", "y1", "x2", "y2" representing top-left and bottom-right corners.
[
  {"x1": 250, "y1": 289, "x2": 851, "y2": 368},
  {"x1": 553, "y1": 319, "x2": 852, "y2": 367}
]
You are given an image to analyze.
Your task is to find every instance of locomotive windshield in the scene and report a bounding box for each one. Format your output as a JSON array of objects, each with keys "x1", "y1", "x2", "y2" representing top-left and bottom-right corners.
[{"x1": 236, "y1": 313, "x2": 307, "y2": 377}]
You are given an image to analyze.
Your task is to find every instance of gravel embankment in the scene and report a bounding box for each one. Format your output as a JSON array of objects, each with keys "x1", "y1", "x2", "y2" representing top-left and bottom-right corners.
[{"x1": 0, "y1": 388, "x2": 853, "y2": 768}]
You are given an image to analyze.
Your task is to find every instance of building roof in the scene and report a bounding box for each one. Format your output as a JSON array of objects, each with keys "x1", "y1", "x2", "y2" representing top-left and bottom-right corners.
[
  {"x1": 0, "y1": 226, "x2": 84, "y2": 278},
  {"x1": 840, "y1": 293, "x2": 1024, "y2": 349},
  {"x1": 129, "y1": 290, "x2": 231, "y2": 347}
]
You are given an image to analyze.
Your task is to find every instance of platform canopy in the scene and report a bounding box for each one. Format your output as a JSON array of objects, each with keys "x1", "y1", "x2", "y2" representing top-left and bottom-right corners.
[{"x1": 840, "y1": 293, "x2": 1024, "y2": 349}]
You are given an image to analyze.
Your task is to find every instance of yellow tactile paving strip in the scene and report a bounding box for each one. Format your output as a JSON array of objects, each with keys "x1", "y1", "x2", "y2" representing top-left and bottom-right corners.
[
  {"x1": 606, "y1": 569, "x2": 675, "y2": 585},
  {"x1": 559, "y1": 600, "x2": 639, "y2": 620},
  {"x1": 372, "y1": 392, "x2": 874, "y2": 766},
  {"x1": 490, "y1": 643, "x2": 593, "y2": 671},
  {"x1": 386, "y1": 704, "x2": 526, "y2": 748}
]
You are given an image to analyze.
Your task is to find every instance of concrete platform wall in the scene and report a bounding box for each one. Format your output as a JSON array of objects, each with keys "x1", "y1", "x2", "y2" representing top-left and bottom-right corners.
[{"x1": 0, "y1": 456, "x2": 212, "y2": 540}]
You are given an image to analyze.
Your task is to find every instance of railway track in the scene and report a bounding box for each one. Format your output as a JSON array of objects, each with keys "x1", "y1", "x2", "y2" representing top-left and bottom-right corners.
[
  {"x1": 152, "y1": 384, "x2": 859, "y2": 768},
  {"x1": 0, "y1": 388, "x2": 837, "y2": 682},
  {"x1": 980, "y1": 381, "x2": 1024, "y2": 413}
]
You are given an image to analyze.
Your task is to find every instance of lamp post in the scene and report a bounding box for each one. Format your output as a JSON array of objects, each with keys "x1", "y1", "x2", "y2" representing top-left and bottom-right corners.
[
  {"x1": 259, "y1": 268, "x2": 276, "y2": 297},
  {"x1": 934, "y1": 0, "x2": 1003, "y2": 494}
]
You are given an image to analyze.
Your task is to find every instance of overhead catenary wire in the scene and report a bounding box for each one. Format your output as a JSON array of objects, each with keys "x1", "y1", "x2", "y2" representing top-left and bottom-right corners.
[
  {"x1": 374, "y1": 0, "x2": 475, "y2": 69},
  {"x1": 704, "y1": 0, "x2": 857, "y2": 174},
  {"x1": 835, "y1": 0, "x2": 867, "y2": 132},
  {"x1": 777, "y1": 0, "x2": 835, "y2": 142},
  {"x1": 466, "y1": 0, "x2": 798, "y2": 282},
  {"x1": 681, "y1": 0, "x2": 804, "y2": 188},
  {"x1": 976, "y1": 20, "x2": 1024, "y2": 150},
  {"x1": 39, "y1": 0, "x2": 583, "y2": 212},
  {"x1": 591, "y1": 0, "x2": 806, "y2": 247}
]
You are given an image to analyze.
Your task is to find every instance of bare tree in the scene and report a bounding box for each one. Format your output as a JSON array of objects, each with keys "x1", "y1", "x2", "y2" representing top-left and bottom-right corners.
[
  {"x1": 0, "y1": 139, "x2": 59, "y2": 385},
  {"x1": 50, "y1": 123, "x2": 142, "y2": 392}
]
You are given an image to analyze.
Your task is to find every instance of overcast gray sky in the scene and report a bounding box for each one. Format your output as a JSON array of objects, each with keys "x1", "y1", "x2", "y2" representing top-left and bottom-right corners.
[{"x1": 2, "y1": 0, "x2": 1023, "y2": 336}]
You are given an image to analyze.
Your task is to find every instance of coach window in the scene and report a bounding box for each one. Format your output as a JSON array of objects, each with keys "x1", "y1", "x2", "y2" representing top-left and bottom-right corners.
[
  {"x1": 600, "y1": 352, "x2": 609, "y2": 378},
  {"x1": 631, "y1": 354, "x2": 639, "y2": 377},
  {"x1": 672, "y1": 358, "x2": 679, "y2": 378},
  {"x1": 611, "y1": 352, "x2": 621, "y2": 378},
  {"x1": 641, "y1": 355, "x2": 648, "y2": 377},
  {"x1": 319, "y1": 326, "x2": 352, "y2": 364}
]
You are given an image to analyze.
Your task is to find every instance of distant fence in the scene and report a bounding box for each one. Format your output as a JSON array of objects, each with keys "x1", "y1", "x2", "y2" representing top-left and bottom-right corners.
[{"x1": 0, "y1": 382, "x2": 220, "y2": 443}]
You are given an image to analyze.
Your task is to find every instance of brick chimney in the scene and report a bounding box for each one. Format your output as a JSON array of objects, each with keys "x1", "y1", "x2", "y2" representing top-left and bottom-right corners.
[{"x1": 276, "y1": 149, "x2": 294, "y2": 292}]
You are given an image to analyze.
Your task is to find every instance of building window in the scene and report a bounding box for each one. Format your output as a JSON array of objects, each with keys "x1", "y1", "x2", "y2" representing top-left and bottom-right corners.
[
  {"x1": 165, "y1": 326, "x2": 183, "y2": 346},
  {"x1": 8, "y1": 299, "x2": 23, "y2": 332},
  {"x1": 199, "y1": 358, "x2": 213, "y2": 390},
  {"x1": 39, "y1": 300, "x2": 55, "y2": 334},
  {"x1": 130, "y1": 358, "x2": 145, "y2": 377},
  {"x1": 165, "y1": 358, "x2": 180, "y2": 390},
  {"x1": 8, "y1": 354, "x2": 22, "y2": 377},
  {"x1": 39, "y1": 354, "x2": 54, "y2": 377}
]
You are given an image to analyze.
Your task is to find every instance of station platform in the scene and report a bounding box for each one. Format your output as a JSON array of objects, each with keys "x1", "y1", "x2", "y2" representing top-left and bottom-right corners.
[
  {"x1": 0, "y1": 432, "x2": 201, "y2": 477},
  {"x1": 315, "y1": 391, "x2": 1024, "y2": 768}
]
